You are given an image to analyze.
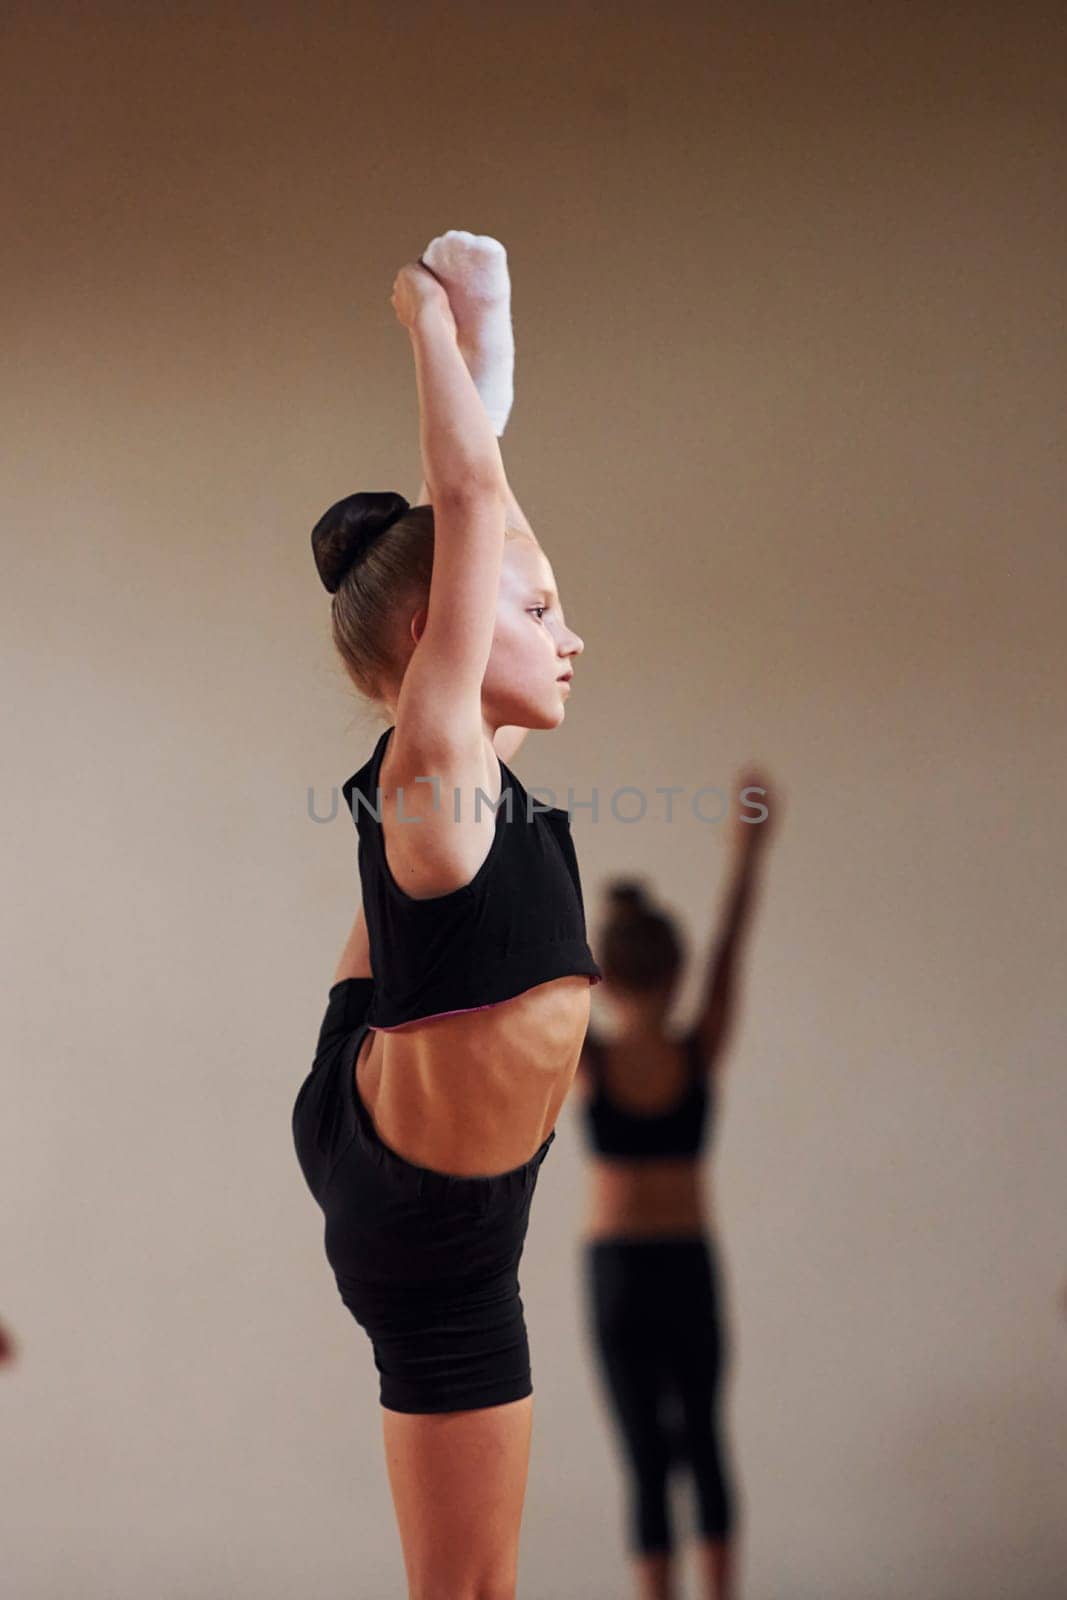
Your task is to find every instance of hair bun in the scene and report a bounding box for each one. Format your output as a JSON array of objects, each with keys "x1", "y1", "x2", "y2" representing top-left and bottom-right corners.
[
  {"x1": 311, "y1": 491, "x2": 410, "y2": 594},
  {"x1": 607, "y1": 879, "x2": 648, "y2": 916}
]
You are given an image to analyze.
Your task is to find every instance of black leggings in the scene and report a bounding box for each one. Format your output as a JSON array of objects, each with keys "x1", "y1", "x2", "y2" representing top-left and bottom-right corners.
[{"x1": 585, "y1": 1236, "x2": 736, "y2": 1554}]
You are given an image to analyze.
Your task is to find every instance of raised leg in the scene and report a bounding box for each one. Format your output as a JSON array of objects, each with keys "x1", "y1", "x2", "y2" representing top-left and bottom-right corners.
[
  {"x1": 421, "y1": 229, "x2": 514, "y2": 435},
  {"x1": 413, "y1": 231, "x2": 536, "y2": 762},
  {"x1": 415, "y1": 229, "x2": 535, "y2": 540}
]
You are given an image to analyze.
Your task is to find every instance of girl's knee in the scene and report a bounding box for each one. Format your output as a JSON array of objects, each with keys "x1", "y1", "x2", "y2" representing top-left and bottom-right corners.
[{"x1": 409, "y1": 1582, "x2": 514, "y2": 1600}]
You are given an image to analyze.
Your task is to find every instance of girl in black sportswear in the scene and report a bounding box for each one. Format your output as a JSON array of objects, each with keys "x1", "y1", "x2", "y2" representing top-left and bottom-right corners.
[
  {"x1": 292, "y1": 233, "x2": 601, "y2": 1600},
  {"x1": 575, "y1": 774, "x2": 779, "y2": 1600}
]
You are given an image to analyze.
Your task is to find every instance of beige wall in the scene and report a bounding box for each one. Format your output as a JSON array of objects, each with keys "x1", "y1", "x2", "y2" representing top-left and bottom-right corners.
[{"x1": 3, "y1": 4, "x2": 1065, "y2": 1596}]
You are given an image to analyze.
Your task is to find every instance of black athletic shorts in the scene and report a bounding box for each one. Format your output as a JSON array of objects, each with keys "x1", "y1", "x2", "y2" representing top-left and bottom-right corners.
[{"x1": 292, "y1": 978, "x2": 554, "y2": 1414}]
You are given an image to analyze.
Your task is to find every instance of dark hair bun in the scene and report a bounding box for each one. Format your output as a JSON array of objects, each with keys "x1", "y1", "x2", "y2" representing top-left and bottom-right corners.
[
  {"x1": 598, "y1": 879, "x2": 682, "y2": 990},
  {"x1": 607, "y1": 880, "x2": 648, "y2": 916},
  {"x1": 311, "y1": 491, "x2": 410, "y2": 594}
]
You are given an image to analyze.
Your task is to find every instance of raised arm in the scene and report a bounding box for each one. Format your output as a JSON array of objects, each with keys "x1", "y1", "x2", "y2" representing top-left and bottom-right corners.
[
  {"x1": 388, "y1": 263, "x2": 508, "y2": 767},
  {"x1": 411, "y1": 236, "x2": 535, "y2": 769},
  {"x1": 411, "y1": 484, "x2": 535, "y2": 768},
  {"x1": 691, "y1": 770, "x2": 779, "y2": 1067}
]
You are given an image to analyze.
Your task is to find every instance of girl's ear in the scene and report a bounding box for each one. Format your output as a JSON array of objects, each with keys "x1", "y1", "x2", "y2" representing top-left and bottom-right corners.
[{"x1": 409, "y1": 605, "x2": 428, "y2": 646}]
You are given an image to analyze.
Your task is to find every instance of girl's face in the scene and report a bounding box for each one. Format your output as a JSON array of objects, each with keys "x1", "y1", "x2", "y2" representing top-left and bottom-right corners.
[{"x1": 482, "y1": 533, "x2": 585, "y2": 729}]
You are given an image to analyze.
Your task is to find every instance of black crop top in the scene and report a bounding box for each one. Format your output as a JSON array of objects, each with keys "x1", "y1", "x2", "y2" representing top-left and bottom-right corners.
[
  {"x1": 341, "y1": 726, "x2": 602, "y2": 1030},
  {"x1": 581, "y1": 1030, "x2": 712, "y2": 1159}
]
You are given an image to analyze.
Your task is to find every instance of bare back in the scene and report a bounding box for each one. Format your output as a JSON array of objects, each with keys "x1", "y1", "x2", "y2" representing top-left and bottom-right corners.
[{"x1": 357, "y1": 976, "x2": 592, "y2": 1175}]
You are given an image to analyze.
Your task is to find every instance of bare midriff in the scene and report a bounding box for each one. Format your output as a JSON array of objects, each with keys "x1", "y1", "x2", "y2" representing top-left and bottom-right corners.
[
  {"x1": 354, "y1": 973, "x2": 593, "y2": 1176},
  {"x1": 583, "y1": 1156, "x2": 710, "y2": 1240}
]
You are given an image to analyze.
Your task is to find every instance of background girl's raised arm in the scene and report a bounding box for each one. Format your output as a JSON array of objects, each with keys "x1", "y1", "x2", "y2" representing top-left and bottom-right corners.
[{"x1": 691, "y1": 770, "x2": 779, "y2": 1068}]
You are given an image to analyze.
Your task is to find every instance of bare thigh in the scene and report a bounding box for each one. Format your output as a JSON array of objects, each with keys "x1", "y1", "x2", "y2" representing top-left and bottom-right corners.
[{"x1": 382, "y1": 1396, "x2": 534, "y2": 1600}]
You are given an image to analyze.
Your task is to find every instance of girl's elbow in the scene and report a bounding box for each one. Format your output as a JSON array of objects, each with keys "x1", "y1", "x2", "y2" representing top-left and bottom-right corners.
[{"x1": 432, "y1": 471, "x2": 507, "y2": 509}]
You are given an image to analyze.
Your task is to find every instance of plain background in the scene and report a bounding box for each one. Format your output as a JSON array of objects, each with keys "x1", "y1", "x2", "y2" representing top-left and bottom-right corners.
[{"x1": 3, "y1": 3, "x2": 1065, "y2": 1596}]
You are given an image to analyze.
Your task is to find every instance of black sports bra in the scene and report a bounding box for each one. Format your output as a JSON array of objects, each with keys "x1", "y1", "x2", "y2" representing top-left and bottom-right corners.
[
  {"x1": 341, "y1": 725, "x2": 602, "y2": 1030},
  {"x1": 581, "y1": 1030, "x2": 713, "y2": 1159}
]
